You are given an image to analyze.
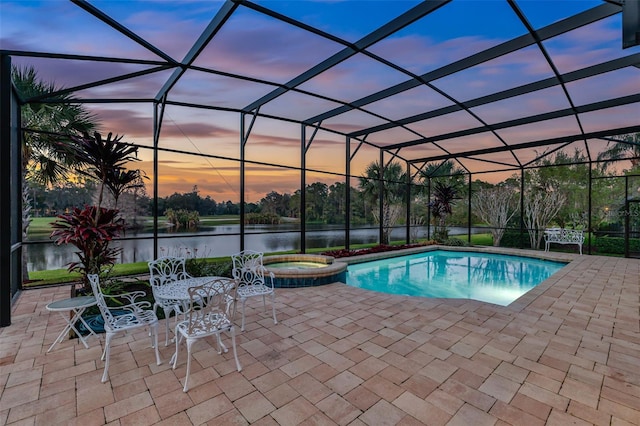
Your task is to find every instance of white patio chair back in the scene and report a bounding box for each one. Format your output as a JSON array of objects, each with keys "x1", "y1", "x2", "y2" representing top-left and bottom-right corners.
[
  {"x1": 88, "y1": 274, "x2": 161, "y2": 383},
  {"x1": 231, "y1": 250, "x2": 278, "y2": 331},
  {"x1": 172, "y1": 278, "x2": 241, "y2": 391},
  {"x1": 148, "y1": 256, "x2": 193, "y2": 345},
  {"x1": 149, "y1": 256, "x2": 191, "y2": 285}
]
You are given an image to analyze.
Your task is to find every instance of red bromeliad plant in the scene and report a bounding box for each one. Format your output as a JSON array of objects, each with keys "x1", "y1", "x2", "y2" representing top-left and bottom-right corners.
[{"x1": 51, "y1": 206, "x2": 125, "y2": 289}]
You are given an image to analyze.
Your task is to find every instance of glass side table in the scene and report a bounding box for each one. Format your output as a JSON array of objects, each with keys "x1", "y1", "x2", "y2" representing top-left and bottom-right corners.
[{"x1": 45, "y1": 295, "x2": 98, "y2": 352}]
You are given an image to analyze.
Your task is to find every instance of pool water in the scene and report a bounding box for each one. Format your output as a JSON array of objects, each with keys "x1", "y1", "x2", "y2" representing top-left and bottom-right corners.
[{"x1": 346, "y1": 250, "x2": 565, "y2": 306}]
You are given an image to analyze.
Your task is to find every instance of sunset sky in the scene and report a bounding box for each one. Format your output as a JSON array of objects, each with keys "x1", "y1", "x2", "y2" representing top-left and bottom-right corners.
[{"x1": 2, "y1": 0, "x2": 639, "y2": 202}]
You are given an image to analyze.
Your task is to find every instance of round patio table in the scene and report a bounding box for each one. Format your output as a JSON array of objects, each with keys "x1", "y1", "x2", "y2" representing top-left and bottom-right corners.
[{"x1": 46, "y1": 295, "x2": 98, "y2": 352}]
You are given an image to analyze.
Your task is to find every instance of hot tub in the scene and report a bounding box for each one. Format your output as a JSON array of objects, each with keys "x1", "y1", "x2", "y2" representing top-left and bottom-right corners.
[{"x1": 263, "y1": 254, "x2": 347, "y2": 288}]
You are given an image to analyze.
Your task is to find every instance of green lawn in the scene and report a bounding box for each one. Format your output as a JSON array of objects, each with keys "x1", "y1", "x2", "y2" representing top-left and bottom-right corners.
[
  {"x1": 27, "y1": 217, "x2": 58, "y2": 238},
  {"x1": 452, "y1": 233, "x2": 493, "y2": 246},
  {"x1": 26, "y1": 261, "x2": 151, "y2": 287}
]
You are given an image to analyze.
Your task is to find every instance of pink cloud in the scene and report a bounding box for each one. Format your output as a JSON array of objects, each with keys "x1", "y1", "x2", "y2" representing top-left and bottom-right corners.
[
  {"x1": 192, "y1": 14, "x2": 341, "y2": 83},
  {"x1": 370, "y1": 33, "x2": 500, "y2": 76}
]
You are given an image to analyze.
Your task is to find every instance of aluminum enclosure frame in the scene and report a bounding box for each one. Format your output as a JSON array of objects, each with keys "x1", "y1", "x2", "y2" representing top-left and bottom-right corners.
[{"x1": 1, "y1": 0, "x2": 639, "y2": 326}]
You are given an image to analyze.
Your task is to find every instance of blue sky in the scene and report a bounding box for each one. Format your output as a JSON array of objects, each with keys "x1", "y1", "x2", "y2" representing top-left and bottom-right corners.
[{"x1": 2, "y1": 1, "x2": 638, "y2": 201}]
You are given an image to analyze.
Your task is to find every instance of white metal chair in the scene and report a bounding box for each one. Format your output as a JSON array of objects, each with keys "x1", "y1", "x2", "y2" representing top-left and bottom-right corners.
[
  {"x1": 88, "y1": 274, "x2": 161, "y2": 383},
  {"x1": 231, "y1": 250, "x2": 278, "y2": 331},
  {"x1": 172, "y1": 278, "x2": 241, "y2": 392},
  {"x1": 148, "y1": 256, "x2": 193, "y2": 345}
]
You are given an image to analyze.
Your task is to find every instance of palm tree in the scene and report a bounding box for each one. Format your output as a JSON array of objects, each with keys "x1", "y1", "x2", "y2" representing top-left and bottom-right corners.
[
  {"x1": 67, "y1": 132, "x2": 142, "y2": 211},
  {"x1": 419, "y1": 160, "x2": 466, "y2": 204},
  {"x1": 13, "y1": 66, "x2": 97, "y2": 189},
  {"x1": 419, "y1": 160, "x2": 465, "y2": 241},
  {"x1": 429, "y1": 181, "x2": 462, "y2": 241},
  {"x1": 597, "y1": 132, "x2": 640, "y2": 171},
  {"x1": 358, "y1": 161, "x2": 409, "y2": 244},
  {"x1": 12, "y1": 66, "x2": 97, "y2": 281}
]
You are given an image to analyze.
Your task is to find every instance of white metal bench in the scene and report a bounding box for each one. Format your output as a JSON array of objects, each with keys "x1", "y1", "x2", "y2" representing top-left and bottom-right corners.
[{"x1": 544, "y1": 228, "x2": 584, "y2": 255}]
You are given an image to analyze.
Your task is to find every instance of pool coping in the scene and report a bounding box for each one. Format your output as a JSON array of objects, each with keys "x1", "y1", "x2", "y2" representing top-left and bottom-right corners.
[{"x1": 335, "y1": 244, "x2": 578, "y2": 265}]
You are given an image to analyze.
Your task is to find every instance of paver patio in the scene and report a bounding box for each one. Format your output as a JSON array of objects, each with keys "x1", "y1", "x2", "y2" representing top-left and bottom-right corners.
[{"x1": 1, "y1": 251, "x2": 639, "y2": 425}]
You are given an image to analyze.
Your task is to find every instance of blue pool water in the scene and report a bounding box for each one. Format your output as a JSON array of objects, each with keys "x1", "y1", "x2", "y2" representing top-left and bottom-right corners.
[{"x1": 346, "y1": 250, "x2": 565, "y2": 306}]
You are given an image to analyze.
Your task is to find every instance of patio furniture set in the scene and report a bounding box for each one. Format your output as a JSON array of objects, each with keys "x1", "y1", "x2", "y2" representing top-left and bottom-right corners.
[{"x1": 45, "y1": 250, "x2": 278, "y2": 392}]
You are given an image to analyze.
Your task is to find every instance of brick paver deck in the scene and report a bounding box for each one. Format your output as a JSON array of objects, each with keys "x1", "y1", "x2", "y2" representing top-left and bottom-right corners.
[{"x1": 1, "y1": 252, "x2": 639, "y2": 425}]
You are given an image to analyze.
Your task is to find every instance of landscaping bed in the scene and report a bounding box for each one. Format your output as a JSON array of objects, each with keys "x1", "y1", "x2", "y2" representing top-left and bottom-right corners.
[{"x1": 322, "y1": 242, "x2": 435, "y2": 258}]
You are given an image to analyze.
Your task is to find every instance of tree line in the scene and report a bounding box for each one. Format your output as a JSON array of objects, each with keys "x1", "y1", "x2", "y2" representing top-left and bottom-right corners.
[
  {"x1": 29, "y1": 181, "x2": 369, "y2": 224},
  {"x1": 15, "y1": 63, "x2": 640, "y2": 247}
]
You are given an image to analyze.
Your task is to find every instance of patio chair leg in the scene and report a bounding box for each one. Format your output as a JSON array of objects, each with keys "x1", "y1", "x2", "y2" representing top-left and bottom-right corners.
[
  {"x1": 163, "y1": 307, "x2": 172, "y2": 346},
  {"x1": 240, "y1": 298, "x2": 247, "y2": 332},
  {"x1": 271, "y1": 293, "x2": 278, "y2": 325},
  {"x1": 216, "y1": 334, "x2": 228, "y2": 354},
  {"x1": 230, "y1": 328, "x2": 242, "y2": 372},
  {"x1": 184, "y1": 339, "x2": 194, "y2": 392},
  {"x1": 152, "y1": 324, "x2": 161, "y2": 365},
  {"x1": 102, "y1": 332, "x2": 114, "y2": 383},
  {"x1": 172, "y1": 329, "x2": 183, "y2": 367}
]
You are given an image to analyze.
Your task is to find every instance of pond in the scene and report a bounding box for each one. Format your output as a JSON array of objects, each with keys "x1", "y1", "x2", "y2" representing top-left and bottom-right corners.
[{"x1": 25, "y1": 224, "x2": 483, "y2": 272}]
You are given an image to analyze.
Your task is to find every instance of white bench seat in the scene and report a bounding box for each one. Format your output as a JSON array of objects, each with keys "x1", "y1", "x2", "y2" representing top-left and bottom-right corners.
[{"x1": 544, "y1": 228, "x2": 584, "y2": 255}]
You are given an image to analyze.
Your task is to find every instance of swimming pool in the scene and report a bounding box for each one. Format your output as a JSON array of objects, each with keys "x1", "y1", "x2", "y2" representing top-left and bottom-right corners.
[{"x1": 346, "y1": 250, "x2": 565, "y2": 306}]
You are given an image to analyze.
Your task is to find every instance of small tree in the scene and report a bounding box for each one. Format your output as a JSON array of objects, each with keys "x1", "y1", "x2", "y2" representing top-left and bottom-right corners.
[
  {"x1": 471, "y1": 185, "x2": 518, "y2": 246},
  {"x1": 409, "y1": 214, "x2": 425, "y2": 243},
  {"x1": 523, "y1": 188, "x2": 566, "y2": 249}
]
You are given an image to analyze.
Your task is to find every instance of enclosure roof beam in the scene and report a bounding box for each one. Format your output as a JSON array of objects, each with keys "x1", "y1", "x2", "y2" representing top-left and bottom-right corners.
[
  {"x1": 385, "y1": 93, "x2": 640, "y2": 151},
  {"x1": 349, "y1": 53, "x2": 640, "y2": 137},
  {"x1": 71, "y1": 0, "x2": 177, "y2": 64},
  {"x1": 409, "y1": 124, "x2": 640, "y2": 164},
  {"x1": 0, "y1": 49, "x2": 169, "y2": 66},
  {"x1": 155, "y1": 0, "x2": 239, "y2": 101},
  {"x1": 25, "y1": 66, "x2": 173, "y2": 103},
  {"x1": 243, "y1": 0, "x2": 450, "y2": 113},
  {"x1": 306, "y1": 3, "x2": 620, "y2": 125},
  {"x1": 509, "y1": 0, "x2": 589, "y2": 160}
]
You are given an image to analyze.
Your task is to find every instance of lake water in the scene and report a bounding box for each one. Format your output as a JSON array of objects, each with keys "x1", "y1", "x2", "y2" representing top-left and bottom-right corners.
[{"x1": 25, "y1": 224, "x2": 483, "y2": 272}]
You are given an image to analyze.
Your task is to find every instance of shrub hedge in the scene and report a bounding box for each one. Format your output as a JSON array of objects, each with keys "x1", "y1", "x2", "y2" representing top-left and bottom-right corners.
[
  {"x1": 593, "y1": 236, "x2": 640, "y2": 255},
  {"x1": 500, "y1": 230, "x2": 531, "y2": 248}
]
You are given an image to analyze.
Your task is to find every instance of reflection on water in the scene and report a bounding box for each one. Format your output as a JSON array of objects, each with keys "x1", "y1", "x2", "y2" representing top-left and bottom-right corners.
[
  {"x1": 347, "y1": 250, "x2": 565, "y2": 306},
  {"x1": 26, "y1": 224, "x2": 480, "y2": 272}
]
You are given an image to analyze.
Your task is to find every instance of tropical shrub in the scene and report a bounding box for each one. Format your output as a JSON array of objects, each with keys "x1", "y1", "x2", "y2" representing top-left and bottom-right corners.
[
  {"x1": 244, "y1": 212, "x2": 281, "y2": 224},
  {"x1": 165, "y1": 208, "x2": 199, "y2": 229},
  {"x1": 51, "y1": 206, "x2": 124, "y2": 288},
  {"x1": 441, "y1": 238, "x2": 467, "y2": 247}
]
